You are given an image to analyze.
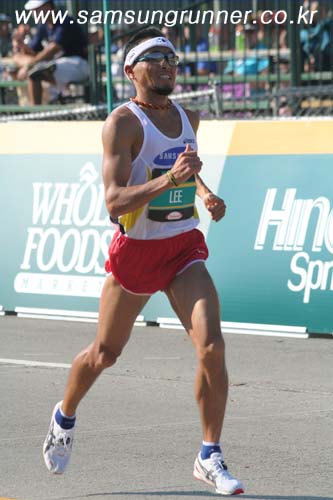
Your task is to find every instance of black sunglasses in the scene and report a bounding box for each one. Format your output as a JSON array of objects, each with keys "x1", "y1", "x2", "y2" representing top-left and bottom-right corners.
[{"x1": 135, "y1": 51, "x2": 180, "y2": 67}]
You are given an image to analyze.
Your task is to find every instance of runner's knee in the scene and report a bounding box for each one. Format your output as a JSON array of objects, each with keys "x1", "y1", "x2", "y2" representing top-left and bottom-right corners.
[
  {"x1": 196, "y1": 338, "x2": 225, "y2": 368},
  {"x1": 90, "y1": 343, "x2": 122, "y2": 370}
]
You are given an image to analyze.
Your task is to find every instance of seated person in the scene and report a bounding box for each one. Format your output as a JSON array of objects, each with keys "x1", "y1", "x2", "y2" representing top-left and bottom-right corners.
[
  {"x1": 10, "y1": 26, "x2": 52, "y2": 105},
  {"x1": 14, "y1": 0, "x2": 89, "y2": 104}
]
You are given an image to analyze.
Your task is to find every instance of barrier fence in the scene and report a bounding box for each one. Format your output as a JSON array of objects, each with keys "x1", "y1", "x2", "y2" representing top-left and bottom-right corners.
[
  {"x1": 1, "y1": 119, "x2": 333, "y2": 335},
  {"x1": 1, "y1": 0, "x2": 333, "y2": 118}
]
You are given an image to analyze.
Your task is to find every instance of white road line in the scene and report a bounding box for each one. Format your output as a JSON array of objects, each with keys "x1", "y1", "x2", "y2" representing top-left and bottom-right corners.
[
  {"x1": 0, "y1": 358, "x2": 70, "y2": 369},
  {"x1": 0, "y1": 357, "x2": 182, "y2": 368},
  {"x1": 144, "y1": 356, "x2": 181, "y2": 360}
]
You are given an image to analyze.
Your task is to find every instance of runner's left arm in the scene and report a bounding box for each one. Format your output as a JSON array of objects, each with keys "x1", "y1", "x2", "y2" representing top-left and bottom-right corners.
[{"x1": 184, "y1": 109, "x2": 227, "y2": 222}]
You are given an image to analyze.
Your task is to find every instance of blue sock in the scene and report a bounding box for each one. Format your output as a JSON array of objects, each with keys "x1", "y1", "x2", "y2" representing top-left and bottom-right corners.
[
  {"x1": 201, "y1": 442, "x2": 222, "y2": 460},
  {"x1": 55, "y1": 407, "x2": 76, "y2": 430}
]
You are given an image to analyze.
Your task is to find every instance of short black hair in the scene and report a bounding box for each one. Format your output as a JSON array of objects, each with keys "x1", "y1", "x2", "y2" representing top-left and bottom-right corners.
[{"x1": 123, "y1": 27, "x2": 164, "y2": 65}]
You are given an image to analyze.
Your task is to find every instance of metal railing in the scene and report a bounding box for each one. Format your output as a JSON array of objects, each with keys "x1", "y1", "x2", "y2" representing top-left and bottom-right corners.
[{"x1": 1, "y1": 0, "x2": 333, "y2": 118}]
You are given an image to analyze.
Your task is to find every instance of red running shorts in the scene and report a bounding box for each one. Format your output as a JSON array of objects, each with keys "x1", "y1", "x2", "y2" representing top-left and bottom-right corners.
[{"x1": 105, "y1": 228, "x2": 209, "y2": 295}]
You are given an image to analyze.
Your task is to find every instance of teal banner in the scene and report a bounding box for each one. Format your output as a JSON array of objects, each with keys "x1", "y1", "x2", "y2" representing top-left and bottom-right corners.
[
  {"x1": 207, "y1": 154, "x2": 333, "y2": 334},
  {"x1": 0, "y1": 154, "x2": 114, "y2": 313}
]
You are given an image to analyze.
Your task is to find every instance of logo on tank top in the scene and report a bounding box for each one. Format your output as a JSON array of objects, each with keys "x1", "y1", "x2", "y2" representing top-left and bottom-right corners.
[
  {"x1": 166, "y1": 211, "x2": 183, "y2": 221},
  {"x1": 154, "y1": 147, "x2": 185, "y2": 167}
]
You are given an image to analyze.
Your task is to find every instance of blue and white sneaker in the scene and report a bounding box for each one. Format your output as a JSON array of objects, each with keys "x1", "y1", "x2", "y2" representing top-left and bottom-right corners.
[
  {"x1": 43, "y1": 401, "x2": 75, "y2": 474},
  {"x1": 194, "y1": 452, "x2": 244, "y2": 496}
]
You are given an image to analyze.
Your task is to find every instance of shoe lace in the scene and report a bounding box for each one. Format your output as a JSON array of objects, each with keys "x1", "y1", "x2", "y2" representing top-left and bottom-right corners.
[
  {"x1": 54, "y1": 431, "x2": 72, "y2": 450},
  {"x1": 210, "y1": 453, "x2": 232, "y2": 479}
]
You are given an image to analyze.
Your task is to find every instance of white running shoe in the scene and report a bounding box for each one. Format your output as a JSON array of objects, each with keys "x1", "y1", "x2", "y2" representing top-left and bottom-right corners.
[
  {"x1": 193, "y1": 452, "x2": 244, "y2": 496},
  {"x1": 43, "y1": 401, "x2": 75, "y2": 474}
]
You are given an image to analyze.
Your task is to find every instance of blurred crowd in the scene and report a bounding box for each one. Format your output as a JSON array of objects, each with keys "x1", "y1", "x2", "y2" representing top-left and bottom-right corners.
[
  {"x1": 0, "y1": 0, "x2": 89, "y2": 105},
  {"x1": 0, "y1": 0, "x2": 332, "y2": 107}
]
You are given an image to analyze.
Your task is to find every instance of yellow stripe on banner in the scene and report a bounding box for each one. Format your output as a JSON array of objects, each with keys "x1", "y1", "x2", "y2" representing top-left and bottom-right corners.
[
  {"x1": 229, "y1": 120, "x2": 333, "y2": 156},
  {"x1": 0, "y1": 122, "x2": 103, "y2": 154},
  {"x1": 4, "y1": 120, "x2": 333, "y2": 156},
  {"x1": 197, "y1": 121, "x2": 236, "y2": 155}
]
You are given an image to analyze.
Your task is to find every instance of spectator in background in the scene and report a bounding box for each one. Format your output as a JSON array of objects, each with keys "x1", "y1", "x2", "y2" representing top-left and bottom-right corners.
[
  {"x1": 234, "y1": 24, "x2": 246, "y2": 51},
  {"x1": 0, "y1": 13, "x2": 12, "y2": 57},
  {"x1": 88, "y1": 23, "x2": 104, "y2": 48},
  {"x1": 224, "y1": 22, "x2": 269, "y2": 77},
  {"x1": 183, "y1": 25, "x2": 217, "y2": 77},
  {"x1": 11, "y1": 24, "x2": 32, "y2": 56},
  {"x1": 14, "y1": 0, "x2": 89, "y2": 104},
  {"x1": 161, "y1": 25, "x2": 179, "y2": 49},
  {"x1": 109, "y1": 28, "x2": 133, "y2": 101},
  {"x1": 300, "y1": 1, "x2": 333, "y2": 72},
  {"x1": 254, "y1": 11, "x2": 289, "y2": 76},
  {"x1": 10, "y1": 24, "x2": 47, "y2": 105}
]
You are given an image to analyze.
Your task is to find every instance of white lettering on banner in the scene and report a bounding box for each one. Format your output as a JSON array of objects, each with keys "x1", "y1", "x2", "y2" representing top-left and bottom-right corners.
[
  {"x1": 16, "y1": 163, "x2": 114, "y2": 298},
  {"x1": 14, "y1": 273, "x2": 105, "y2": 297},
  {"x1": 288, "y1": 252, "x2": 333, "y2": 304},
  {"x1": 254, "y1": 188, "x2": 333, "y2": 304}
]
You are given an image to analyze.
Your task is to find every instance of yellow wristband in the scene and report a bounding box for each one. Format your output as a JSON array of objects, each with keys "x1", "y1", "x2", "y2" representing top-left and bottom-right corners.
[{"x1": 166, "y1": 170, "x2": 178, "y2": 187}]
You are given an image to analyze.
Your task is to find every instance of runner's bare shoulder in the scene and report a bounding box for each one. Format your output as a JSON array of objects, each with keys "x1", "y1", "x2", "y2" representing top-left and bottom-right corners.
[
  {"x1": 183, "y1": 108, "x2": 200, "y2": 134},
  {"x1": 102, "y1": 105, "x2": 143, "y2": 151}
]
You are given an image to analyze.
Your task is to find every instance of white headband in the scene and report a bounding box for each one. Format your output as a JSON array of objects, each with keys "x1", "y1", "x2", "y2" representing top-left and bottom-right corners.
[{"x1": 124, "y1": 37, "x2": 176, "y2": 70}]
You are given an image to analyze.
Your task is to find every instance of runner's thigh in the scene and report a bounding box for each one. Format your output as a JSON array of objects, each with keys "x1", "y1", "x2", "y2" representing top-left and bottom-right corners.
[
  {"x1": 165, "y1": 262, "x2": 222, "y2": 346},
  {"x1": 97, "y1": 274, "x2": 150, "y2": 353}
]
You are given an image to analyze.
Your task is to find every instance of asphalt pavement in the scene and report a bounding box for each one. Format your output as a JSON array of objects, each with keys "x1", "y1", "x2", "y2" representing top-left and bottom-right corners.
[{"x1": 0, "y1": 316, "x2": 332, "y2": 500}]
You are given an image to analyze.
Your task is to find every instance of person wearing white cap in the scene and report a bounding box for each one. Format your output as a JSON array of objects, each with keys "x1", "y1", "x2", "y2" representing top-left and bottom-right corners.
[
  {"x1": 42, "y1": 26, "x2": 245, "y2": 497},
  {"x1": 24, "y1": 0, "x2": 50, "y2": 9},
  {"x1": 14, "y1": 0, "x2": 88, "y2": 104}
]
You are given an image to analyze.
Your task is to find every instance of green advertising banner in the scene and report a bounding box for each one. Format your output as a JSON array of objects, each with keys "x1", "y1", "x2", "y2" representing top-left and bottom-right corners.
[
  {"x1": 207, "y1": 154, "x2": 333, "y2": 334},
  {"x1": 205, "y1": 120, "x2": 333, "y2": 335},
  {"x1": 0, "y1": 123, "x2": 112, "y2": 315},
  {"x1": 1, "y1": 120, "x2": 333, "y2": 334}
]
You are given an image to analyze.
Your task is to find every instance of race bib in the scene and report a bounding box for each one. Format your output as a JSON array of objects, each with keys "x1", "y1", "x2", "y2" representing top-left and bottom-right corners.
[{"x1": 148, "y1": 168, "x2": 196, "y2": 222}]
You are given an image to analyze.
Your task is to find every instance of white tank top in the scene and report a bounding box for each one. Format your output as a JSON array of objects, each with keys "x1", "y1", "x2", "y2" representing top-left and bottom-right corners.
[{"x1": 117, "y1": 100, "x2": 200, "y2": 240}]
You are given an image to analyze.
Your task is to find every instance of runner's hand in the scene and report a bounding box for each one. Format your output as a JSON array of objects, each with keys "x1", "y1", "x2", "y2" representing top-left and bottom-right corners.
[
  {"x1": 203, "y1": 193, "x2": 226, "y2": 222},
  {"x1": 170, "y1": 144, "x2": 202, "y2": 185}
]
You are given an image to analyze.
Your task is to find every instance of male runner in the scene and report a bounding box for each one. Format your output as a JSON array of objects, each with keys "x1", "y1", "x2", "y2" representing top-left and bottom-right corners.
[{"x1": 43, "y1": 27, "x2": 244, "y2": 496}]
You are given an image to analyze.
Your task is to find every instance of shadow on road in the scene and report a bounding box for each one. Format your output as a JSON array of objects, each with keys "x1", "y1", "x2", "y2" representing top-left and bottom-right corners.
[{"x1": 59, "y1": 491, "x2": 333, "y2": 500}]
